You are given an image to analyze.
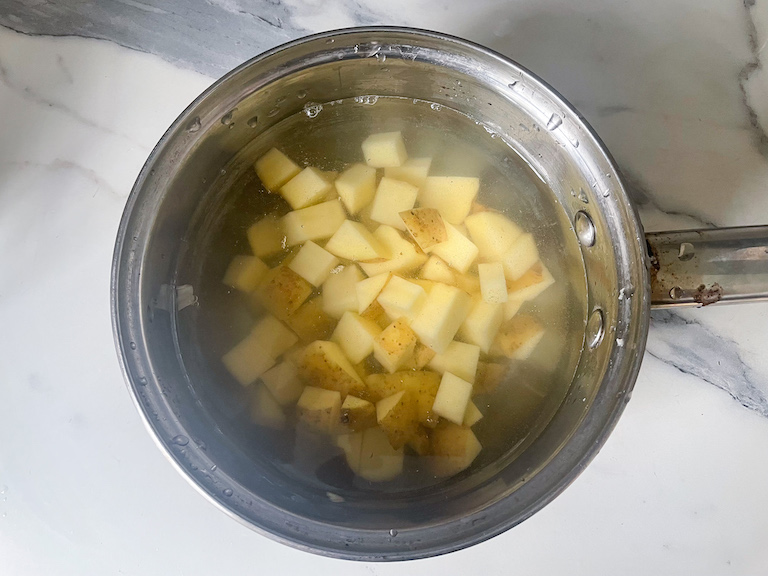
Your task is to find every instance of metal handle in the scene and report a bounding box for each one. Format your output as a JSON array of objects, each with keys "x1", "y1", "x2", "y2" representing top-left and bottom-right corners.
[{"x1": 647, "y1": 226, "x2": 768, "y2": 308}]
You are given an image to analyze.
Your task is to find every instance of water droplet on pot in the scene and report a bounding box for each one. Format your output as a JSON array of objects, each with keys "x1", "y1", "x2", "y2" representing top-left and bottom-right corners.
[
  {"x1": 297, "y1": 89, "x2": 308, "y2": 99},
  {"x1": 223, "y1": 488, "x2": 233, "y2": 497},
  {"x1": 247, "y1": 116, "x2": 258, "y2": 128},
  {"x1": 129, "y1": 341, "x2": 136, "y2": 350},
  {"x1": 210, "y1": 464, "x2": 217, "y2": 471},
  {"x1": 185, "y1": 117, "x2": 201, "y2": 133},
  {"x1": 303, "y1": 102, "x2": 323, "y2": 118},
  {"x1": 267, "y1": 107, "x2": 280, "y2": 118},
  {"x1": 546, "y1": 113, "x2": 562, "y2": 130},
  {"x1": 430, "y1": 102, "x2": 442, "y2": 111},
  {"x1": 172, "y1": 435, "x2": 189, "y2": 446},
  {"x1": 221, "y1": 111, "x2": 234, "y2": 125},
  {"x1": 138, "y1": 376, "x2": 147, "y2": 386},
  {"x1": 389, "y1": 529, "x2": 398, "y2": 537}
]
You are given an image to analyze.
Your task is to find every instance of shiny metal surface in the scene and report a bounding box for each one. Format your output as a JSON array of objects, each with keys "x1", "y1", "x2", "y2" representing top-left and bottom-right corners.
[
  {"x1": 647, "y1": 226, "x2": 768, "y2": 307},
  {"x1": 112, "y1": 27, "x2": 649, "y2": 560}
]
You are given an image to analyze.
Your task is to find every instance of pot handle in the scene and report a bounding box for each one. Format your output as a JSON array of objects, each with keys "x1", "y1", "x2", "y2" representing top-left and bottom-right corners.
[{"x1": 646, "y1": 226, "x2": 768, "y2": 308}]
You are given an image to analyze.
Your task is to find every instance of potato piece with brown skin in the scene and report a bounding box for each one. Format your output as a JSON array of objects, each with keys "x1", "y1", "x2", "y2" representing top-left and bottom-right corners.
[
  {"x1": 298, "y1": 340, "x2": 365, "y2": 399},
  {"x1": 401, "y1": 342, "x2": 436, "y2": 370},
  {"x1": 373, "y1": 318, "x2": 418, "y2": 373},
  {"x1": 407, "y1": 426, "x2": 431, "y2": 456},
  {"x1": 296, "y1": 386, "x2": 342, "y2": 434},
  {"x1": 364, "y1": 371, "x2": 441, "y2": 426},
  {"x1": 360, "y1": 300, "x2": 392, "y2": 330},
  {"x1": 376, "y1": 390, "x2": 419, "y2": 449},
  {"x1": 492, "y1": 315, "x2": 545, "y2": 360},
  {"x1": 473, "y1": 362, "x2": 509, "y2": 396},
  {"x1": 399, "y1": 208, "x2": 447, "y2": 250},
  {"x1": 286, "y1": 296, "x2": 337, "y2": 342},
  {"x1": 255, "y1": 266, "x2": 313, "y2": 321},
  {"x1": 429, "y1": 422, "x2": 482, "y2": 477},
  {"x1": 340, "y1": 395, "x2": 378, "y2": 431}
]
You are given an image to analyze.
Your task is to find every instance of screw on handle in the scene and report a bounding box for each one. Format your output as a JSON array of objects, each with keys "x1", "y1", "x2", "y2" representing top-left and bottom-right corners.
[{"x1": 646, "y1": 226, "x2": 768, "y2": 308}]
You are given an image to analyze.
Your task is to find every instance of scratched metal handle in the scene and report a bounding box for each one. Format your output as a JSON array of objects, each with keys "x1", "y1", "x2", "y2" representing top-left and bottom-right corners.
[{"x1": 646, "y1": 226, "x2": 768, "y2": 308}]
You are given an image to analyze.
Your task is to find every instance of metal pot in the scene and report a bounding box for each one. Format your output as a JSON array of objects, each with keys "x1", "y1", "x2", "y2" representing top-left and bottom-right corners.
[{"x1": 111, "y1": 27, "x2": 768, "y2": 560}]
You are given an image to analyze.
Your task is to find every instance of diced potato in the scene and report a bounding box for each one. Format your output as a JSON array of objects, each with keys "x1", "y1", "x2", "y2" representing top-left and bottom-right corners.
[
  {"x1": 407, "y1": 426, "x2": 431, "y2": 456},
  {"x1": 247, "y1": 214, "x2": 285, "y2": 259},
  {"x1": 286, "y1": 296, "x2": 336, "y2": 342},
  {"x1": 373, "y1": 318, "x2": 418, "y2": 373},
  {"x1": 222, "y1": 255, "x2": 269, "y2": 292},
  {"x1": 432, "y1": 372, "x2": 473, "y2": 425},
  {"x1": 459, "y1": 296, "x2": 504, "y2": 354},
  {"x1": 357, "y1": 426, "x2": 404, "y2": 482},
  {"x1": 340, "y1": 395, "x2": 377, "y2": 431},
  {"x1": 298, "y1": 340, "x2": 364, "y2": 399},
  {"x1": 384, "y1": 157, "x2": 431, "y2": 187},
  {"x1": 427, "y1": 340, "x2": 480, "y2": 383},
  {"x1": 360, "y1": 300, "x2": 390, "y2": 330},
  {"x1": 335, "y1": 163, "x2": 376, "y2": 214},
  {"x1": 280, "y1": 166, "x2": 333, "y2": 210},
  {"x1": 501, "y1": 233, "x2": 540, "y2": 281},
  {"x1": 474, "y1": 362, "x2": 508, "y2": 396},
  {"x1": 376, "y1": 276, "x2": 427, "y2": 322},
  {"x1": 283, "y1": 199, "x2": 346, "y2": 246},
  {"x1": 324, "y1": 220, "x2": 388, "y2": 261},
  {"x1": 255, "y1": 147, "x2": 301, "y2": 191},
  {"x1": 356, "y1": 272, "x2": 391, "y2": 314},
  {"x1": 323, "y1": 264, "x2": 364, "y2": 319},
  {"x1": 419, "y1": 176, "x2": 479, "y2": 224},
  {"x1": 249, "y1": 384, "x2": 287, "y2": 429},
  {"x1": 504, "y1": 299, "x2": 524, "y2": 321},
  {"x1": 399, "y1": 208, "x2": 447, "y2": 250},
  {"x1": 411, "y1": 283, "x2": 472, "y2": 354},
  {"x1": 419, "y1": 255, "x2": 455, "y2": 285},
  {"x1": 365, "y1": 371, "x2": 441, "y2": 426},
  {"x1": 331, "y1": 311, "x2": 382, "y2": 364},
  {"x1": 465, "y1": 211, "x2": 523, "y2": 261},
  {"x1": 287, "y1": 241, "x2": 339, "y2": 287},
  {"x1": 401, "y1": 342, "x2": 436, "y2": 370},
  {"x1": 361, "y1": 131, "x2": 407, "y2": 168},
  {"x1": 296, "y1": 386, "x2": 342, "y2": 434},
  {"x1": 492, "y1": 315, "x2": 545, "y2": 360},
  {"x1": 427, "y1": 222, "x2": 478, "y2": 274},
  {"x1": 506, "y1": 263, "x2": 555, "y2": 315},
  {"x1": 260, "y1": 361, "x2": 303, "y2": 405},
  {"x1": 430, "y1": 423, "x2": 482, "y2": 477},
  {"x1": 409, "y1": 278, "x2": 436, "y2": 293},
  {"x1": 337, "y1": 432, "x2": 364, "y2": 474},
  {"x1": 478, "y1": 262, "x2": 508, "y2": 304},
  {"x1": 359, "y1": 225, "x2": 428, "y2": 276},
  {"x1": 254, "y1": 266, "x2": 313, "y2": 321},
  {"x1": 321, "y1": 170, "x2": 339, "y2": 182},
  {"x1": 369, "y1": 177, "x2": 419, "y2": 231},
  {"x1": 463, "y1": 401, "x2": 483, "y2": 427},
  {"x1": 455, "y1": 272, "x2": 481, "y2": 295},
  {"x1": 377, "y1": 390, "x2": 419, "y2": 449},
  {"x1": 222, "y1": 315, "x2": 298, "y2": 385},
  {"x1": 283, "y1": 343, "x2": 306, "y2": 367}
]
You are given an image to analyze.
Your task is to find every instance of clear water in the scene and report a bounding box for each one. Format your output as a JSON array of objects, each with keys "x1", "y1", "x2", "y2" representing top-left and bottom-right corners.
[{"x1": 178, "y1": 96, "x2": 587, "y2": 494}]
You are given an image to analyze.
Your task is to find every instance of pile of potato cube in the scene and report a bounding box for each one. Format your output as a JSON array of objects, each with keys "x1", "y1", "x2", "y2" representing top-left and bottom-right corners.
[{"x1": 220, "y1": 131, "x2": 555, "y2": 482}]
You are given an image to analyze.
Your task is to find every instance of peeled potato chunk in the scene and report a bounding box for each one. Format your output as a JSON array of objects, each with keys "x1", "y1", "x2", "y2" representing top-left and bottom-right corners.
[
  {"x1": 377, "y1": 275, "x2": 427, "y2": 322},
  {"x1": 419, "y1": 255, "x2": 456, "y2": 285},
  {"x1": 340, "y1": 395, "x2": 378, "y2": 431},
  {"x1": 283, "y1": 200, "x2": 346, "y2": 246},
  {"x1": 222, "y1": 255, "x2": 268, "y2": 292},
  {"x1": 376, "y1": 390, "x2": 419, "y2": 449},
  {"x1": 297, "y1": 386, "x2": 342, "y2": 434},
  {"x1": 288, "y1": 241, "x2": 339, "y2": 287},
  {"x1": 365, "y1": 371, "x2": 441, "y2": 426},
  {"x1": 432, "y1": 371, "x2": 473, "y2": 425},
  {"x1": 222, "y1": 315, "x2": 298, "y2": 386},
  {"x1": 399, "y1": 208, "x2": 447, "y2": 250},
  {"x1": 426, "y1": 222, "x2": 479, "y2": 274},
  {"x1": 249, "y1": 384, "x2": 287, "y2": 429},
  {"x1": 465, "y1": 211, "x2": 523, "y2": 261},
  {"x1": 362, "y1": 131, "x2": 407, "y2": 168},
  {"x1": 459, "y1": 296, "x2": 504, "y2": 354},
  {"x1": 463, "y1": 401, "x2": 483, "y2": 427},
  {"x1": 359, "y1": 226, "x2": 428, "y2": 277},
  {"x1": 255, "y1": 147, "x2": 300, "y2": 191},
  {"x1": 280, "y1": 166, "x2": 333, "y2": 210},
  {"x1": 356, "y1": 272, "x2": 390, "y2": 314},
  {"x1": 430, "y1": 423, "x2": 482, "y2": 477},
  {"x1": 419, "y1": 176, "x2": 479, "y2": 225},
  {"x1": 335, "y1": 163, "x2": 377, "y2": 214},
  {"x1": 298, "y1": 340, "x2": 365, "y2": 399},
  {"x1": 323, "y1": 264, "x2": 364, "y2": 319},
  {"x1": 357, "y1": 426, "x2": 404, "y2": 481},
  {"x1": 286, "y1": 296, "x2": 336, "y2": 342},
  {"x1": 493, "y1": 315, "x2": 545, "y2": 360},
  {"x1": 260, "y1": 361, "x2": 303, "y2": 406},
  {"x1": 325, "y1": 220, "x2": 388, "y2": 261},
  {"x1": 331, "y1": 311, "x2": 382, "y2": 364},
  {"x1": 501, "y1": 233, "x2": 540, "y2": 281},
  {"x1": 410, "y1": 283, "x2": 472, "y2": 354},
  {"x1": 247, "y1": 214, "x2": 285, "y2": 259},
  {"x1": 478, "y1": 262, "x2": 508, "y2": 304},
  {"x1": 373, "y1": 318, "x2": 418, "y2": 373},
  {"x1": 385, "y1": 157, "x2": 431, "y2": 187},
  {"x1": 369, "y1": 177, "x2": 419, "y2": 231},
  {"x1": 427, "y1": 340, "x2": 480, "y2": 384}
]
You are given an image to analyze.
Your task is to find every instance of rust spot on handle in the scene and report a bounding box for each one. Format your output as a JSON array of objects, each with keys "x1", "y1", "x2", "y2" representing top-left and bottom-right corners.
[{"x1": 693, "y1": 283, "x2": 724, "y2": 306}]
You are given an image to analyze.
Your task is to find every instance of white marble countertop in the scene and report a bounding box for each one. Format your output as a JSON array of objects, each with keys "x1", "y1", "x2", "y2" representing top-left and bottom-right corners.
[{"x1": 2, "y1": 1, "x2": 768, "y2": 574}]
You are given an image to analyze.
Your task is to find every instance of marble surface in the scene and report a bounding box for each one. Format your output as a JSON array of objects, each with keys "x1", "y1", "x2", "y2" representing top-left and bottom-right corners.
[{"x1": 1, "y1": 1, "x2": 768, "y2": 573}]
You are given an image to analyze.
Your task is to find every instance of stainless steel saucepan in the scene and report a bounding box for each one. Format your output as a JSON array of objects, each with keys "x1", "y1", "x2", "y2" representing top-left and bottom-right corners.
[{"x1": 111, "y1": 27, "x2": 768, "y2": 560}]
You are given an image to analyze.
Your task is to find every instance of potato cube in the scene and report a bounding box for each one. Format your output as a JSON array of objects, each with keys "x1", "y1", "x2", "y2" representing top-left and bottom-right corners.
[
  {"x1": 340, "y1": 395, "x2": 377, "y2": 431},
  {"x1": 501, "y1": 233, "x2": 540, "y2": 281},
  {"x1": 493, "y1": 315, "x2": 545, "y2": 360},
  {"x1": 369, "y1": 177, "x2": 419, "y2": 231},
  {"x1": 323, "y1": 264, "x2": 364, "y2": 319},
  {"x1": 280, "y1": 166, "x2": 332, "y2": 210},
  {"x1": 356, "y1": 272, "x2": 390, "y2": 314},
  {"x1": 247, "y1": 214, "x2": 285, "y2": 258},
  {"x1": 288, "y1": 241, "x2": 339, "y2": 287},
  {"x1": 384, "y1": 157, "x2": 431, "y2": 187},
  {"x1": 407, "y1": 426, "x2": 431, "y2": 456},
  {"x1": 365, "y1": 371, "x2": 441, "y2": 425},
  {"x1": 357, "y1": 427, "x2": 404, "y2": 481},
  {"x1": 359, "y1": 226, "x2": 428, "y2": 276},
  {"x1": 331, "y1": 311, "x2": 382, "y2": 364},
  {"x1": 427, "y1": 340, "x2": 480, "y2": 383},
  {"x1": 465, "y1": 212, "x2": 523, "y2": 261},
  {"x1": 478, "y1": 262, "x2": 508, "y2": 304},
  {"x1": 376, "y1": 276, "x2": 427, "y2": 322},
  {"x1": 430, "y1": 423, "x2": 482, "y2": 477},
  {"x1": 260, "y1": 361, "x2": 303, "y2": 405},
  {"x1": 459, "y1": 296, "x2": 504, "y2": 354},
  {"x1": 426, "y1": 222, "x2": 478, "y2": 274},
  {"x1": 255, "y1": 266, "x2": 313, "y2": 321},
  {"x1": 298, "y1": 340, "x2": 364, "y2": 398},
  {"x1": 324, "y1": 220, "x2": 388, "y2": 261},
  {"x1": 474, "y1": 362, "x2": 508, "y2": 396},
  {"x1": 411, "y1": 283, "x2": 472, "y2": 353},
  {"x1": 419, "y1": 176, "x2": 479, "y2": 225},
  {"x1": 399, "y1": 208, "x2": 447, "y2": 250},
  {"x1": 296, "y1": 386, "x2": 342, "y2": 434},
  {"x1": 335, "y1": 163, "x2": 376, "y2": 214},
  {"x1": 361, "y1": 131, "x2": 407, "y2": 168},
  {"x1": 463, "y1": 401, "x2": 483, "y2": 427},
  {"x1": 419, "y1": 255, "x2": 455, "y2": 285},
  {"x1": 360, "y1": 300, "x2": 390, "y2": 330},
  {"x1": 222, "y1": 315, "x2": 298, "y2": 385},
  {"x1": 507, "y1": 262, "x2": 555, "y2": 306},
  {"x1": 377, "y1": 390, "x2": 419, "y2": 449},
  {"x1": 337, "y1": 432, "x2": 364, "y2": 474},
  {"x1": 286, "y1": 296, "x2": 336, "y2": 342},
  {"x1": 222, "y1": 255, "x2": 269, "y2": 292},
  {"x1": 255, "y1": 147, "x2": 301, "y2": 191},
  {"x1": 283, "y1": 199, "x2": 346, "y2": 246},
  {"x1": 249, "y1": 384, "x2": 287, "y2": 429},
  {"x1": 455, "y1": 272, "x2": 481, "y2": 295},
  {"x1": 401, "y1": 342, "x2": 436, "y2": 370},
  {"x1": 373, "y1": 318, "x2": 418, "y2": 373},
  {"x1": 432, "y1": 372, "x2": 473, "y2": 425}
]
